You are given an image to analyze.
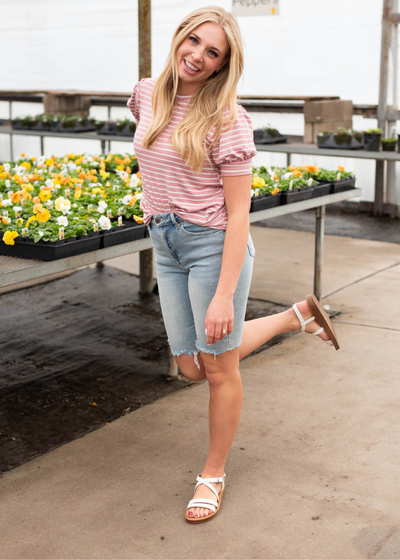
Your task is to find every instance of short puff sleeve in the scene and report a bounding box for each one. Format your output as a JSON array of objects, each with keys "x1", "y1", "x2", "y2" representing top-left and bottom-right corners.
[
  {"x1": 211, "y1": 104, "x2": 257, "y2": 176},
  {"x1": 127, "y1": 77, "x2": 148, "y2": 122}
]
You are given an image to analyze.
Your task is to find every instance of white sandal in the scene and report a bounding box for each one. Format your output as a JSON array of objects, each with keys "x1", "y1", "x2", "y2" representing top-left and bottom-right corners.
[
  {"x1": 185, "y1": 473, "x2": 226, "y2": 524},
  {"x1": 292, "y1": 294, "x2": 339, "y2": 350}
]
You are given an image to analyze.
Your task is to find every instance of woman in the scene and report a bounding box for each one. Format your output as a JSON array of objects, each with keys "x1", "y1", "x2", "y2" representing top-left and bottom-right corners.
[{"x1": 127, "y1": 6, "x2": 339, "y2": 524}]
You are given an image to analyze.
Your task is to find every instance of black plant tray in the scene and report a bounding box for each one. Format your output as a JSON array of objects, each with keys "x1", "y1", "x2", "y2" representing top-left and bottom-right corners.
[
  {"x1": 250, "y1": 193, "x2": 282, "y2": 212},
  {"x1": 0, "y1": 232, "x2": 101, "y2": 261},
  {"x1": 253, "y1": 129, "x2": 287, "y2": 144},
  {"x1": 317, "y1": 135, "x2": 363, "y2": 150},
  {"x1": 311, "y1": 182, "x2": 332, "y2": 198},
  {"x1": 331, "y1": 177, "x2": 356, "y2": 193},
  {"x1": 280, "y1": 187, "x2": 313, "y2": 204},
  {"x1": 101, "y1": 222, "x2": 147, "y2": 248}
]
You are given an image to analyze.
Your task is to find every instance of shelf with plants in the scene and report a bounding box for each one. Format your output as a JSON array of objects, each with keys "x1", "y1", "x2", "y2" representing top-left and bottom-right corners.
[
  {"x1": 11, "y1": 113, "x2": 137, "y2": 137},
  {"x1": 250, "y1": 164, "x2": 356, "y2": 212},
  {"x1": 0, "y1": 152, "x2": 146, "y2": 261},
  {"x1": 317, "y1": 128, "x2": 364, "y2": 150},
  {"x1": 253, "y1": 125, "x2": 287, "y2": 145}
]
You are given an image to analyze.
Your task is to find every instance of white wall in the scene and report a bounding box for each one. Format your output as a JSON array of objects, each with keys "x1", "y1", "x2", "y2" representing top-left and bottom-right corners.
[{"x1": 0, "y1": 0, "x2": 394, "y2": 202}]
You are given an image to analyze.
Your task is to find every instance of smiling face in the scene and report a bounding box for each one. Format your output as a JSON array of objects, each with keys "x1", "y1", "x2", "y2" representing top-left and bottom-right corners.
[{"x1": 176, "y1": 21, "x2": 230, "y2": 95}]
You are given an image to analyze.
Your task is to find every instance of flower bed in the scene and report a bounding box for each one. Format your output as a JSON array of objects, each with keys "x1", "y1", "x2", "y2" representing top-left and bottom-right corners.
[
  {"x1": 0, "y1": 152, "x2": 145, "y2": 260},
  {"x1": 250, "y1": 164, "x2": 356, "y2": 212}
]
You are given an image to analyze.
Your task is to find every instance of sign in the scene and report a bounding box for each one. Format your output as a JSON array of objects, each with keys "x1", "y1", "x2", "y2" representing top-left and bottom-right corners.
[{"x1": 232, "y1": 0, "x2": 279, "y2": 16}]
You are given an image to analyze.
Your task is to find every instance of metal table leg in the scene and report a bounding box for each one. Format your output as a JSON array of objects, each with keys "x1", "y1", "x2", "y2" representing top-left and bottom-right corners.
[{"x1": 314, "y1": 205, "x2": 325, "y2": 301}]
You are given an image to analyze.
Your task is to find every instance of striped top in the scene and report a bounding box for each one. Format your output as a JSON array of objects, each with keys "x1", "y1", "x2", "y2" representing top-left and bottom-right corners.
[{"x1": 127, "y1": 77, "x2": 257, "y2": 229}]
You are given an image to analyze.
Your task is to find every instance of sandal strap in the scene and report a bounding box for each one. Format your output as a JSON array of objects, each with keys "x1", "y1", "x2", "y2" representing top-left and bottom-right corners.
[
  {"x1": 187, "y1": 501, "x2": 216, "y2": 513},
  {"x1": 311, "y1": 326, "x2": 324, "y2": 336},
  {"x1": 187, "y1": 498, "x2": 218, "y2": 508},
  {"x1": 292, "y1": 303, "x2": 315, "y2": 332},
  {"x1": 195, "y1": 473, "x2": 226, "y2": 497}
]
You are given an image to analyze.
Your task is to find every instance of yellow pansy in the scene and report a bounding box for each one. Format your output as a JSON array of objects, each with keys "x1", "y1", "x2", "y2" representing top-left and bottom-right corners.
[
  {"x1": 74, "y1": 190, "x2": 82, "y2": 200},
  {"x1": 26, "y1": 215, "x2": 37, "y2": 226},
  {"x1": 39, "y1": 190, "x2": 51, "y2": 202},
  {"x1": 23, "y1": 192, "x2": 32, "y2": 201},
  {"x1": 45, "y1": 159, "x2": 53, "y2": 167},
  {"x1": 3, "y1": 230, "x2": 18, "y2": 245},
  {"x1": 133, "y1": 215, "x2": 143, "y2": 224},
  {"x1": 16, "y1": 218, "x2": 24, "y2": 226},
  {"x1": 251, "y1": 177, "x2": 265, "y2": 188},
  {"x1": 36, "y1": 208, "x2": 50, "y2": 223},
  {"x1": 21, "y1": 161, "x2": 31, "y2": 170}
]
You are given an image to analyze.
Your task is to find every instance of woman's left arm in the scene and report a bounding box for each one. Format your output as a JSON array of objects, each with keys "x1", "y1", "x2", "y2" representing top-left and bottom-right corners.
[{"x1": 204, "y1": 174, "x2": 252, "y2": 345}]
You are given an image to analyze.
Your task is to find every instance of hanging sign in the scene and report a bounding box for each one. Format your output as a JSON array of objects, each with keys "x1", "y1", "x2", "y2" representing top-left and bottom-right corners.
[{"x1": 232, "y1": 0, "x2": 279, "y2": 16}]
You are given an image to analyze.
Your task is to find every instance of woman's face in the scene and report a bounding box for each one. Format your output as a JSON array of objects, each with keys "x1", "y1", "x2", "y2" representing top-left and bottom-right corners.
[{"x1": 176, "y1": 22, "x2": 230, "y2": 95}]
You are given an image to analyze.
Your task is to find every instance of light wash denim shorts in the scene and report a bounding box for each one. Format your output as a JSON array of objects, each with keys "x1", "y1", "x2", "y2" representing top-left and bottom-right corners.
[{"x1": 147, "y1": 212, "x2": 255, "y2": 369}]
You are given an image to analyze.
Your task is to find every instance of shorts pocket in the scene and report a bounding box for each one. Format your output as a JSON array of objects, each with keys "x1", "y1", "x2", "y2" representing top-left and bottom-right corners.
[
  {"x1": 180, "y1": 220, "x2": 225, "y2": 236},
  {"x1": 247, "y1": 235, "x2": 256, "y2": 257}
]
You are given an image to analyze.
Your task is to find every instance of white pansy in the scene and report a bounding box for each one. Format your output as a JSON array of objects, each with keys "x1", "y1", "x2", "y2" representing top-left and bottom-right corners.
[
  {"x1": 5, "y1": 179, "x2": 11, "y2": 188},
  {"x1": 282, "y1": 172, "x2": 292, "y2": 180},
  {"x1": 122, "y1": 194, "x2": 133, "y2": 205},
  {"x1": 4, "y1": 163, "x2": 10, "y2": 172},
  {"x1": 2, "y1": 199, "x2": 12, "y2": 206},
  {"x1": 72, "y1": 203, "x2": 78, "y2": 208},
  {"x1": 134, "y1": 192, "x2": 142, "y2": 199},
  {"x1": 90, "y1": 161, "x2": 99, "y2": 166},
  {"x1": 97, "y1": 200, "x2": 108, "y2": 213},
  {"x1": 98, "y1": 215, "x2": 112, "y2": 230},
  {"x1": 37, "y1": 156, "x2": 46, "y2": 165},
  {"x1": 57, "y1": 216, "x2": 68, "y2": 226},
  {"x1": 38, "y1": 230, "x2": 44, "y2": 237},
  {"x1": 67, "y1": 162, "x2": 77, "y2": 171},
  {"x1": 45, "y1": 179, "x2": 54, "y2": 189},
  {"x1": 13, "y1": 206, "x2": 22, "y2": 212},
  {"x1": 89, "y1": 183, "x2": 98, "y2": 188},
  {"x1": 308, "y1": 178, "x2": 313, "y2": 186},
  {"x1": 266, "y1": 166, "x2": 275, "y2": 178},
  {"x1": 116, "y1": 169, "x2": 129, "y2": 181},
  {"x1": 130, "y1": 174, "x2": 141, "y2": 188}
]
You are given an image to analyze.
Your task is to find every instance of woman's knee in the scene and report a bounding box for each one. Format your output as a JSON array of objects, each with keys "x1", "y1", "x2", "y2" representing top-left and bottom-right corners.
[
  {"x1": 200, "y1": 348, "x2": 240, "y2": 384},
  {"x1": 173, "y1": 352, "x2": 206, "y2": 382}
]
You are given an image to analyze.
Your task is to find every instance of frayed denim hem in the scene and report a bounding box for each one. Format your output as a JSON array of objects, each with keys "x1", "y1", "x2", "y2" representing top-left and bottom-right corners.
[
  {"x1": 170, "y1": 348, "x2": 201, "y2": 370},
  {"x1": 195, "y1": 340, "x2": 242, "y2": 360}
]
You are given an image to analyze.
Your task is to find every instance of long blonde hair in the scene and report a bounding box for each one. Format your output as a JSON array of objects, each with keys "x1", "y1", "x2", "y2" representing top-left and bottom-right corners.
[{"x1": 141, "y1": 6, "x2": 244, "y2": 174}]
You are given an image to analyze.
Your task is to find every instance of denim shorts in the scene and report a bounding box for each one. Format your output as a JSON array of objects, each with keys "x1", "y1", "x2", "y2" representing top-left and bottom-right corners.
[{"x1": 147, "y1": 212, "x2": 255, "y2": 369}]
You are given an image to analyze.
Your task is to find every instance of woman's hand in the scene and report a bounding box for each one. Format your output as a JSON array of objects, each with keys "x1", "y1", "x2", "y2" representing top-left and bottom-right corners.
[{"x1": 205, "y1": 294, "x2": 234, "y2": 345}]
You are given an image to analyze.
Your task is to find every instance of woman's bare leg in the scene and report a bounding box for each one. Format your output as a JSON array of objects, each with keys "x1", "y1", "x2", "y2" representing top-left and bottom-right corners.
[{"x1": 175, "y1": 299, "x2": 329, "y2": 382}]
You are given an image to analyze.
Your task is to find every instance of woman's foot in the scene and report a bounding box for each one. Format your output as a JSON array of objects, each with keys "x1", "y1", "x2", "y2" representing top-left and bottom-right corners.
[
  {"x1": 186, "y1": 472, "x2": 223, "y2": 519},
  {"x1": 291, "y1": 300, "x2": 330, "y2": 342}
]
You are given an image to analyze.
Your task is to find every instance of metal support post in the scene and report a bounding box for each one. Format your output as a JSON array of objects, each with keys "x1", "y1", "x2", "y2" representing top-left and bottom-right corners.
[
  {"x1": 10, "y1": 133, "x2": 13, "y2": 162},
  {"x1": 40, "y1": 136, "x2": 44, "y2": 156},
  {"x1": 138, "y1": 0, "x2": 154, "y2": 297},
  {"x1": 374, "y1": 160, "x2": 385, "y2": 215},
  {"x1": 314, "y1": 205, "x2": 325, "y2": 301},
  {"x1": 387, "y1": 0, "x2": 399, "y2": 206},
  {"x1": 100, "y1": 140, "x2": 106, "y2": 155},
  {"x1": 286, "y1": 153, "x2": 291, "y2": 167}
]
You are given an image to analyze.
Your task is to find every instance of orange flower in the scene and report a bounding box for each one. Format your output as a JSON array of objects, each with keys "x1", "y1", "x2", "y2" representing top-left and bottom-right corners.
[
  {"x1": 33, "y1": 196, "x2": 41, "y2": 204},
  {"x1": 272, "y1": 174, "x2": 279, "y2": 181},
  {"x1": 292, "y1": 170, "x2": 302, "y2": 178},
  {"x1": 136, "y1": 171, "x2": 141, "y2": 178},
  {"x1": 272, "y1": 187, "x2": 280, "y2": 195},
  {"x1": 33, "y1": 203, "x2": 45, "y2": 215},
  {"x1": 338, "y1": 165, "x2": 345, "y2": 172},
  {"x1": 288, "y1": 165, "x2": 297, "y2": 171},
  {"x1": 23, "y1": 192, "x2": 32, "y2": 201},
  {"x1": 79, "y1": 172, "x2": 87, "y2": 180},
  {"x1": 8, "y1": 192, "x2": 21, "y2": 204}
]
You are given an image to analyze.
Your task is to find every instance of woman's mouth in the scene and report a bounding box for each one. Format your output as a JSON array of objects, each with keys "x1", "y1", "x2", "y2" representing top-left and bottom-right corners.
[{"x1": 183, "y1": 59, "x2": 200, "y2": 74}]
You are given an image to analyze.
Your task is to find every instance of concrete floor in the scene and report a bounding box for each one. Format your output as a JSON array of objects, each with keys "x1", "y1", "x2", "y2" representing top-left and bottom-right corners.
[{"x1": 1, "y1": 226, "x2": 400, "y2": 559}]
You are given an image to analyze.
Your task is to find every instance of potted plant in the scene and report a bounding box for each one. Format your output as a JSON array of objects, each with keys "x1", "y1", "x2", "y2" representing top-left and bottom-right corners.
[
  {"x1": 95, "y1": 120, "x2": 118, "y2": 135},
  {"x1": 116, "y1": 119, "x2": 137, "y2": 136},
  {"x1": 11, "y1": 116, "x2": 34, "y2": 130},
  {"x1": 363, "y1": 128, "x2": 382, "y2": 151},
  {"x1": 317, "y1": 128, "x2": 363, "y2": 150},
  {"x1": 381, "y1": 137, "x2": 397, "y2": 152},
  {"x1": 253, "y1": 125, "x2": 287, "y2": 145}
]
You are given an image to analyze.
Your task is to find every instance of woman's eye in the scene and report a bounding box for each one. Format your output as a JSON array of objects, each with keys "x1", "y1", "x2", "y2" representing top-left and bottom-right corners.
[
  {"x1": 189, "y1": 36, "x2": 197, "y2": 43},
  {"x1": 209, "y1": 51, "x2": 218, "y2": 57}
]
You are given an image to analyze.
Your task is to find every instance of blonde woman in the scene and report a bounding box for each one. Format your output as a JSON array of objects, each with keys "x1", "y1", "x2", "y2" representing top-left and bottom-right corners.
[{"x1": 127, "y1": 6, "x2": 339, "y2": 524}]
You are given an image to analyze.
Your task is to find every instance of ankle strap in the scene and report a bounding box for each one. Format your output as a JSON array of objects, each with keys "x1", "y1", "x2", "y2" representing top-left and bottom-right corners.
[{"x1": 293, "y1": 303, "x2": 315, "y2": 332}]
